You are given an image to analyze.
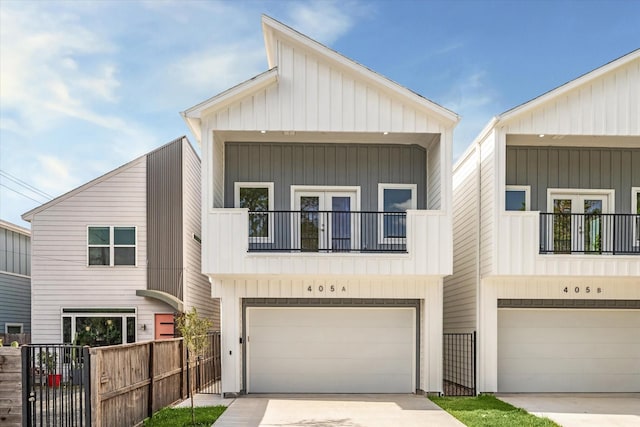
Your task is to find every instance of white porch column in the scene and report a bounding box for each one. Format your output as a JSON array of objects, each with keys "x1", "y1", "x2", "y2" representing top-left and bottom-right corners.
[{"x1": 219, "y1": 281, "x2": 242, "y2": 396}]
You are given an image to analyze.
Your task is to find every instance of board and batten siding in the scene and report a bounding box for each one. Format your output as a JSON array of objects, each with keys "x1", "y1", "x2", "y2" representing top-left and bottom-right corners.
[
  {"x1": 205, "y1": 38, "x2": 450, "y2": 135},
  {"x1": 506, "y1": 146, "x2": 640, "y2": 212},
  {"x1": 480, "y1": 131, "x2": 497, "y2": 277},
  {"x1": 427, "y1": 141, "x2": 441, "y2": 210},
  {"x1": 503, "y1": 55, "x2": 640, "y2": 136},
  {"x1": 29, "y1": 158, "x2": 167, "y2": 343},
  {"x1": 224, "y1": 142, "x2": 427, "y2": 210},
  {"x1": 0, "y1": 272, "x2": 31, "y2": 333},
  {"x1": 0, "y1": 226, "x2": 30, "y2": 276},
  {"x1": 444, "y1": 147, "x2": 478, "y2": 333},
  {"x1": 182, "y1": 140, "x2": 219, "y2": 329}
]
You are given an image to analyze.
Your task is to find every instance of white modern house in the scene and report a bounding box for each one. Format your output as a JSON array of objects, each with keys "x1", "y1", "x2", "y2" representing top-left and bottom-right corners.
[
  {"x1": 22, "y1": 137, "x2": 218, "y2": 345},
  {"x1": 182, "y1": 15, "x2": 459, "y2": 395},
  {"x1": 446, "y1": 49, "x2": 640, "y2": 393},
  {"x1": 0, "y1": 220, "x2": 31, "y2": 338}
]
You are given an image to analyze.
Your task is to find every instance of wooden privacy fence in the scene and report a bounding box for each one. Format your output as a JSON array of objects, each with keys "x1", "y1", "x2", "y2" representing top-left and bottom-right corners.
[{"x1": 89, "y1": 332, "x2": 221, "y2": 427}]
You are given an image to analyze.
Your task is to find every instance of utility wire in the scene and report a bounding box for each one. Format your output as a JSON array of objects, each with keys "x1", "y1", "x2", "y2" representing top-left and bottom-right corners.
[
  {"x1": 0, "y1": 183, "x2": 48, "y2": 204},
  {"x1": 0, "y1": 169, "x2": 54, "y2": 200}
]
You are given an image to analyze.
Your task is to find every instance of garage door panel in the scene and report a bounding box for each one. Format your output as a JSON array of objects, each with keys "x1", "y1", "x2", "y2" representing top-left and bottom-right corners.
[
  {"x1": 251, "y1": 356, "x2": 413, "y2": 376},
  {"x1": 500, "y1": 373, "x2": 640, "y2": 393},
  {"x1": 251, "y1": 372, "x2": 413, "y2": 393},
  {"x1": 500, "y1": 356, "x2": 639, "y2": 375},
  {"x1": 499, "y1": 342, "x2": 640, "y2": 359},
  {"x1": 247, "y1": 307, "x2": 415, "y2": 393},
  {"x1": 498, "y1": 309, "x2": 640, "y2": 392}
]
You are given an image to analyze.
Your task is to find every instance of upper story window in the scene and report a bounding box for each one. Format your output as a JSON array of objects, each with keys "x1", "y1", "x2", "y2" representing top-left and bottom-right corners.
[
  {"x1": 506, "y1": 185, "x2": 531, "y2": 211},
  {"x1": 378, "y1": 183, "x2": 416, "y2": 241},
  {"x1": 234, "y1": 182, "x2": 274, "y2": 242},
  {"x1": 88, "y1": 226, "x2": 136, "y2": 266}
]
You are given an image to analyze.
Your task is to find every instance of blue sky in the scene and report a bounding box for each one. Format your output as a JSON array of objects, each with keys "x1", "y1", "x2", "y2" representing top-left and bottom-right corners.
[{"x1": 1, "y1": 0, "x2": 639, "y2": 228}]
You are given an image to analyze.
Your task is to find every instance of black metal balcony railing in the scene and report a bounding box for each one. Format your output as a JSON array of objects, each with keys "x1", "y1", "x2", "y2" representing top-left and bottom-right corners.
[
  {"x1": 247, "y1": 211, "x2": 407, "y2": 252},
  {"x1": 540, "y1": 213, "x2": 640, "y2": 255}
]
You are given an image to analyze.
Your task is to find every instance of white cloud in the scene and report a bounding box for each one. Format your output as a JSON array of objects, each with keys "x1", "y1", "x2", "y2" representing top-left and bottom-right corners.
[
  {"x1": 441, "y1": 70, "x2": 499, "y2": 161},
  {"x1": 287, "y1": 0, "x2": 373, "y2": 45},
  {"x1": 0, "y1": 2, "x2": 120, "y2": 133}
]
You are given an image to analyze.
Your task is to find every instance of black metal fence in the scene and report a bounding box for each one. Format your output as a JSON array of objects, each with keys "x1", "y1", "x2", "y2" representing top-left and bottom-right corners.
[
  {"x1": 22, "y1": 344, "x2": 91, "y2": 427},
  {"x1": 540, "y1": 213, "x2": 640, "y2": 255},
  {"x1": 187, "y1": 331, "x2": 221, "y2": 395},
  {"x1": 443, "y1": 332, "x2": 476, "y2": 396},
  {"x1": 248, "y1": 211, "x2": 407, "y2": 252}
]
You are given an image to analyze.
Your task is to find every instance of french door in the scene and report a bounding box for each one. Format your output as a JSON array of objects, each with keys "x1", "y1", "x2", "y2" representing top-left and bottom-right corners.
[
  {"x1": 550, "y1": 193, "x2": 609, "y2": 253},
  {"x1": 294, "y1": 191, "x2": 357, "y2": 251}
]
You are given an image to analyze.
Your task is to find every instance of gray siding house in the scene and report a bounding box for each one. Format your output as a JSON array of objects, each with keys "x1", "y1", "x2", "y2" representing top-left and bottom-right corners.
[
  {"x1": 182, "y1": 16, "x2": 459, "y2": 396},
  {"x1": 22, "y1": 137, "x2": 218, "y2": 345},
  {"x1": 446, "y1": 49, "x2": 640, "y2": 394},
  {"x1": 0, "y1": 220, "x2": 31, "y2": 339}
]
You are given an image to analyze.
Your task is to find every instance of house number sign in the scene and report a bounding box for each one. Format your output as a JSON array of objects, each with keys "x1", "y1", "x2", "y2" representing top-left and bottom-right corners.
[
  {"x1": 562, "y1": 286, "x2": 603, "y2": 294},
  {"x1": 307, "y1": 285, "x2": 347, "y2": 293}
]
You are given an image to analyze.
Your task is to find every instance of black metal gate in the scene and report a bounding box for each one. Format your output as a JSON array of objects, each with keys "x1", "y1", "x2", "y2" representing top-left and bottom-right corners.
[
  {"x1": 186, "y1": 331, "x2": 221, "y2": 395},
  {"x1": 443, "y1": 332, "x2": 476, "y2": 396},
  {"x1": 22, "y1": 344, "x2": 91, "y2": 427}
]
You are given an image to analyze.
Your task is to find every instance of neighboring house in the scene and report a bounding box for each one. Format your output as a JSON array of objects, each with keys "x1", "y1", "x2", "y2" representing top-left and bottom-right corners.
[
  {"x1": 22, "y1": 137, "x2": 218, "y2": 346},
  {"x1": 0, "y1": 220, "x2": 31, "y2": 337},
  {"x1": 182, "y1": 15, "x2": 459, "y2": 395},
  {"x1": 445, "y1": 49, "x2": 640, "y2": 393}
]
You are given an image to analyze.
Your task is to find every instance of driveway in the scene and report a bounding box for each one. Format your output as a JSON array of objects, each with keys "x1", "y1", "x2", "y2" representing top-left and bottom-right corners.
[
  {"x1": 213, "y1": 394, "x2": 465, "y2": 427},
  {"x1": 499, "y1": 393, "x2": 640, "y2": 427}
]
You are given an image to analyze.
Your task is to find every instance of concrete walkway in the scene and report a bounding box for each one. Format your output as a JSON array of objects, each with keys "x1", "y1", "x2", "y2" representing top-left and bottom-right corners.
[
  {"x1": 211, "y1": 394, "x2": 465, "y2": 427},
  {"x1": 173, "y1": 393, "x2": 233, "y2": 409},
  {"x1": 499, "y1": 393, "x2": 640, "y2": 427}
]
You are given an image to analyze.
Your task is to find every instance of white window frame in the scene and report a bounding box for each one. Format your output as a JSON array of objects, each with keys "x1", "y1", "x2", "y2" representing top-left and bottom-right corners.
[
  {"x1": 87, "y1": 226, "x2": 137, "y2": 267},
  {"x1": 632, "y1": 187, "x2": 640, "y2": 246},
  {"x1": 5, "y1": 323, "x2": 23, "y2": 334},
  {"x1": 234, "y1": 182, "x2": 274, "y2": 243},
  {"x1": 505, "y1": 185, "x2": 531, "y2": 211},
  {"x1": 546, "y1": 189, "x2": 615, "y2": 254},
  {"x1": 378, "y1": 183, "x2": 417, "y2": 244},
  {"x1": 61, "y1": 308, "x2": 137, "y2": 345}
]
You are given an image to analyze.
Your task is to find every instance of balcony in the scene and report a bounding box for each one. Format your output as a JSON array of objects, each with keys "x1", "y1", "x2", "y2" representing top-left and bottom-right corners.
[
  {"x1": 540, "y1": 213, "x2": 640, "y2": 255},
  {"x1": 247, "y1": 211, "x2": 407, "y2": 253},
  {"x1": 203, "y1": 208, "x2": 452, "y2": 277},
  {"x1": 496, "y1": 212, "x2": 640, "y2": 277}
]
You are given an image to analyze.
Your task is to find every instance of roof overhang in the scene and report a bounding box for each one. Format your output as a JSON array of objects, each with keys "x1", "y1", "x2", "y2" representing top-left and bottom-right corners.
[
  {"x1": 136, "y1": 289, "x2": 184, "y2": 312},
  {"x1": 498, "y1": 49, "x2": 640, "y2": 124},
  {"x1": 260, "y1": 15, "x2": 459, "y2": 126},
  {"x1": 180, "y1": 68, "x2": 279, "y2": 145}
]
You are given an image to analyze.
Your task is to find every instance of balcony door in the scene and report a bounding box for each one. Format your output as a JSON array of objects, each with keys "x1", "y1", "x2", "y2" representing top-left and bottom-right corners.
[
  {"x1": 550, "y1": 192, "x2": 610, "y2": 253},
  {"x1": 294, "y1": 190, "x2": 357, "y2": 252}
]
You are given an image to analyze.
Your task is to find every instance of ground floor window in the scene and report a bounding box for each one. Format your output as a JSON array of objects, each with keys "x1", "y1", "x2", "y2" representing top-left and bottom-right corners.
[
  {"x1": 62, "y1": 308, "x2": 136, "y2": 346},
  {"x1": 5, "y1": 323, "x2": 23, "y2": 334}
]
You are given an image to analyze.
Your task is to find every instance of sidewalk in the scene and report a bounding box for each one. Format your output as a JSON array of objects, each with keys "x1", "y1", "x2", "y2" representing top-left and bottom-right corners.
[{"x1": 173, "y1": 393, "x2": 234, "y2": 409}]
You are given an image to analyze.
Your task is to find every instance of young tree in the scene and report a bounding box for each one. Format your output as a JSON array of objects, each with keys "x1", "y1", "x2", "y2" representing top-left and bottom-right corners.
[{"x1": 176, "y1": 308, "x2": 213, "y2": 425}]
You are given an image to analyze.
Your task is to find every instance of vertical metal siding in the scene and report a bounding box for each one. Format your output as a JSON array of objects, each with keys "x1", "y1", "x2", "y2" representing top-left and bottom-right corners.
[
  {"x1": 0, "y1": 272, "x2": 31, "y2": 333},
  {"x1": 0, "y1": 227, "x2": 30, "y2": 276},
  {"x1": 506, "y1": 146, "x2": 640, "y2": 212},
  {"x1": 147, "y1": 139, "x2": 184, "y2": 300},
  {"x1": 224, "y1": 142, "x2": 427, "y2": 210}
]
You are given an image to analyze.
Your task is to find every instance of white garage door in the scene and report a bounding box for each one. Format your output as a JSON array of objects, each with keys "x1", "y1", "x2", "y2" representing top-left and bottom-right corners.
[
  {"x1": 247, "y1": 307, "x2": 415, "y2": 393},
  {"x1": 498, "y1": 309, "x2": 640, "y2": 392}
]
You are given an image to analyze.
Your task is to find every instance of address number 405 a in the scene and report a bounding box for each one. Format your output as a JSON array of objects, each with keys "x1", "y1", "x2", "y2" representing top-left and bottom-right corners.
[{"x1": 563, "y1": 286, "x2": 602, "y2": 294}]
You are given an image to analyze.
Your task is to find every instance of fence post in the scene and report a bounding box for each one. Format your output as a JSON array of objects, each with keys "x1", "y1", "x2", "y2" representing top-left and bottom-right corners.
[
  {"x1": 90, "y1": 348, "x2": 101, "y2": 427},
  {"x1": 180, "y1": 339, "x2": 186, "y2": 399},
  {"x1": 83, "y1": 346, "x2": 92, "y2": 427},
  {"x1": 147, "y1": 342, "x2": 155, "y2": 419}
]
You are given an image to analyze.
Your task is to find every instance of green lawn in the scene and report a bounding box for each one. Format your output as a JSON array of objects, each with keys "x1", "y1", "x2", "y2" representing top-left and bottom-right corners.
[
  {"x1": 143, "y1": 406, "x2": 226, "y2": 427},
  {"x1": 430, "y1": 395, "x2": 560, "y2": 427}
]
